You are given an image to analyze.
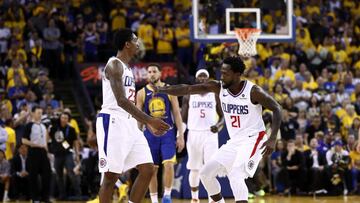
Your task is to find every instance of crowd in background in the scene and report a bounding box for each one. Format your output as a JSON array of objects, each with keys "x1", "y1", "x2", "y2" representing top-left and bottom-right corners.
[{"x1": 0, "y1": 0, "x2": 360, "y2": 201}]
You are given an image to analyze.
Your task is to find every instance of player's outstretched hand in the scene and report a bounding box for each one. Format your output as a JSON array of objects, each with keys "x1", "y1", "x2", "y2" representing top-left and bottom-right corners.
[
  {"x1": 147, "y1": 118, "x2": 170, "y2": 136},
  {"x1": 260, "y1": 138, "x2": 276, "y2": 157}
]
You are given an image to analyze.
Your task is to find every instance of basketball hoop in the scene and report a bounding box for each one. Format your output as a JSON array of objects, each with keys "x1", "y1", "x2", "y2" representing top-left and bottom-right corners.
[{"x1": 235, "y1": 28, "x2": 261, "y2": 57}]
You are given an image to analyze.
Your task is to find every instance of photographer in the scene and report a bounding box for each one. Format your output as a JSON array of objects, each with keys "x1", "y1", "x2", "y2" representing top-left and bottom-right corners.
[{"x1": 49, "y1": 112, "x2": 80, "y2": 200}]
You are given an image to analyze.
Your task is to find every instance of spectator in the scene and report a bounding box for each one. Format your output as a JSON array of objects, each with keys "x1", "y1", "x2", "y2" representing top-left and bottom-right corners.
[
  {"x1": 305, "y1": 115, "x2": 326, "y2": 144},
  {"x1": 3, "y1": 119, "x2": 15, "y2": 160},
  {"x1": 0, "y1": 124, "x2": 7, "y2": 153},
  {"x1": 81, "y1": 23, "x2": 99, "y2": 62},
  {"x1": 42, "y1": 18, "x2": 61, "y2": 78},
  {"x1": 0, "y1": 18, "x2": 10, "y2": 62},
  {"x1": 154, "y1": 20, "x2": 174, "y2": 61},
  {"x1": 325, "y1": 141, "x2": 350, "y2": 195},
  {"x1": 304, "y1": 138, "x2": 327, "y2": 194},
  {"x1": 10, "y1": 144, "x2": 29, "y2": 200},
  {"x1": 280, "y1": 109, "x2": 299, "y2": 141},
  {"x1": 290, "y1": 80, "x2": 312, "y2": 111},
  {"x1": 175, "y1": 20, "x2": 192, "y2": 70},
  {"x1": 49, "y1": 112, "x2": 80, "y2": 200},
  {"x1": 271, "y1": 140, "x2": 285, "y2": 193},
  {"x1": 349, "y1": 141, "x2": 360, "y2": 194},
  {"x1": 138, "y1": 18, "x2": 155, "y2": 61},
  {"x1": 282, "y1": 140, "x2": 305, "y2": 194},
  {"x1": 22, "y1": 106, "x2": 51, "y2": 203},
  {"x1": 0, "y1": 150, "x2": 10, "y2": 202}
]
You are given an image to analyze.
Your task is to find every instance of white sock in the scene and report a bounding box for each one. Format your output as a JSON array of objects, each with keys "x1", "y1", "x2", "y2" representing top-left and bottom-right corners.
[
  {"x1": 164, "y1": 187, "x2": 172, "y2": 196},
  {"x1": 115, "y1": 179, "x2": 122, "y2": 188},
  {"x1": 150, "y1": 192, "x2": 158, "y2": 203},
  {"x1": 191, "y1": 190, "x2": 199, "y2": 200},
  {"x1": 128, "y1": 201, "x2": 134, "y2": 203},
  {"x1": 3, "y1": 191, "x2": 8, "y2": 201},
  {"x1": 216, "y1": 198, "x2": 225, "y2": 203}
]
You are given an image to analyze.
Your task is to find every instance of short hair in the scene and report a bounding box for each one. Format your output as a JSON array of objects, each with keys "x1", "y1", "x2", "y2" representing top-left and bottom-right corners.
[
  {"x1": 113, "y1": 28, "x2": 134, "y2": 51},
  {"x1": 146, "y1": 63, "x2": 162, "y2": 71},
  {"x1": 31, "y1": 105, "x2": 42, "y2": 113},
  {"x1": 223, "y1": 56, "x2": 246, "y2": 74},
  {"x1": 60, "y1": 112, "x2": 71, "y2": 120}
]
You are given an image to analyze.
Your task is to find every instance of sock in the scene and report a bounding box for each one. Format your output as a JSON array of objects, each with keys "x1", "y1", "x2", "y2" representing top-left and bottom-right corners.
[
  {"x1": 163, "y1": 187, "x2": 172, "y2": 196},
  {"x1": 150, "y1": 192, "x2": 158, "y2": 203},
  {"x1": 3, "y1": 190, "x2": 8, "y2": 201},
  {"x1": 115, "y1": 179, "x2": 122, "y2": 188},
  {"x1": 128, "y1": 201, "x2": 134, "y2": 203},
  {"x1": 217, "y1": 198, "x2": 225, "y2": 203},
  {"x1": 191, "y1": 190, "x2": 199, "y2": 200}
]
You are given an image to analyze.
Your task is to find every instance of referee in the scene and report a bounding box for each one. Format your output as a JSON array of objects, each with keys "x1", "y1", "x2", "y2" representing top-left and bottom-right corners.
[{"x1": 22, "y1": 106, "x2": 51, "y2": 203}]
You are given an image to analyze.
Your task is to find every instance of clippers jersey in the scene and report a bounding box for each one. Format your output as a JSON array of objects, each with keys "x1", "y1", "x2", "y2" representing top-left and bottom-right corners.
[
  {"x1": 187, "y1": 93, "x2": 217, "y2": 131},
  {"x1": 219, "y1": 80, "x2": 265, "y2": 140},
  {"x1": 101, "y1": 57, "x2": 136, "y2": 114}
]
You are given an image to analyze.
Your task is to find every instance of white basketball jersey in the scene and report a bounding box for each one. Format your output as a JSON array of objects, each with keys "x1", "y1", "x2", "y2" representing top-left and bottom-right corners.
[
  {"x1": 187, "y1": 93, "x2": 217, "y2": 131},
  {"x1": 219, "y1": 80, "x2": 265, "y2": 140},
  {"x1": 101, "y1": 57, "x2": 136, "y2": 114}
]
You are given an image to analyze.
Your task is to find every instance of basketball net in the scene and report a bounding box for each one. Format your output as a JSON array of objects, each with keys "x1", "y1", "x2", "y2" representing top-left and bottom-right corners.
[{"x1": 235, "y1": 28, "x2": 261, "y2": 57}]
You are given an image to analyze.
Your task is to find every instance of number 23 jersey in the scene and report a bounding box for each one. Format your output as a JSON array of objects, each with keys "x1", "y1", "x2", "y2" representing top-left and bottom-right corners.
[{"x1": 219, "y1": 80, "x2": 265, "y2": 140}]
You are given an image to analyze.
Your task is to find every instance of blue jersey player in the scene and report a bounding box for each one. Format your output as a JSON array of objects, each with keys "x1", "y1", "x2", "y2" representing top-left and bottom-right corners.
[{"x1": 136, "y1": 63, "x2": 185, "y2": 203}]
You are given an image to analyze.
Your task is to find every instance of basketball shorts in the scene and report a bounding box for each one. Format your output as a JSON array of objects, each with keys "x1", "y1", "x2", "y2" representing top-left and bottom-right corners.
[
  {"x1": 186, "y1": 130, "x2": 218, "y2": 170},
  {"x1": 213, "y1": 131, "x2": 267, "y2": 179},
  {"x1": 144, "y1": 128, "x2": 176, "y2": 165},
  {"x1": 96, "y1": 111, "x2": 153, "y2": 174}
]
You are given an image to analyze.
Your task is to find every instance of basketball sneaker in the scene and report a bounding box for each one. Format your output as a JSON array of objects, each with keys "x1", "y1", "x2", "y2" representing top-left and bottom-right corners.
[{"x1": 162, "y1": 195, "x2": 172, "y2": 203}]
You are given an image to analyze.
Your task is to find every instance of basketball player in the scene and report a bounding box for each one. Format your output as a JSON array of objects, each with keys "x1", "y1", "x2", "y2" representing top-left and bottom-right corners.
[
  {"x1": 154, "y1": 56, "x2": 282, "y2": 202},
  {"x1": 181, "y1": 69, "x2": 224, "y2": 203},
  {"x1": 96, "y1": 28, "x2": 170, "y2": 203},
  {"x1": 136, "y1": 64, "x2": 185, "y2": 203}
]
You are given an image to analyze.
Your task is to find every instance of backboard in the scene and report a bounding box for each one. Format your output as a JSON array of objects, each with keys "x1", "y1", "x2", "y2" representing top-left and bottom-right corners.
[{"x1": 190, "y1": 0, "x2": 296, "y2": 43}]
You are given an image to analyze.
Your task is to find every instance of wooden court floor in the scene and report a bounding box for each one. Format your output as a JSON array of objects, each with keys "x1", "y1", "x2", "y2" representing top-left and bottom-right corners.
[{"x1": 13, "y1": 196, "x2": 360, "y2": 203}]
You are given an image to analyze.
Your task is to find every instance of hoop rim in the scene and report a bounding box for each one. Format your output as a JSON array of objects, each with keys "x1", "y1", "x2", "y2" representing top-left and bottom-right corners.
[{"x1": 234, "y1": 28, "x2": 261, "y2": 41}]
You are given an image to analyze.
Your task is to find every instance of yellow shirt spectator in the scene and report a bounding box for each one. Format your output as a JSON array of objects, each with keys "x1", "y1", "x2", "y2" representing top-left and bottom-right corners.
[
  {"x1": 342, "y1": 114, "x2": 360, "y2": 128},
  {"x1": 350, "y1": 150, "x2": 360, "y2": 170},
  {"x1": 274, "y1": 93, "x2": 288, "y2": 104},
  {"x1": 257, "y1": 44, "x2": 272, "y2": 61},
  {"x1": 110, "y1": 9, "x2": 127, "y2": 31},
  {"x1": 4, "y1": 127, "x2": 15, "y2": 160},
  {"x1": 175, "y1": 27, "x2": 190, "y2": 48},
  {"x1": 70, "y1": 118, "x2": 80, "y2": 136},
  {"x1": 154, "y1": 28, "x2": 174, "y2": 54},
  {"x1": 138, "y1": 23, "x2": 154, "y2": 50},
  {"x1": 7, "y1": 66, "x2": 28, "y2": 86},
  {"x1": 306, "y1": 5, "x2": 320, "y2": 15},
  {"x1": 274, "y1": 69, "x2": 296, "y2": 82},
  {"x1": 303, "y1": 81, "x2": 318, "y2": 91},
  {"x1": 333, "y1": 50, "x2": 348, "y2": 64}
]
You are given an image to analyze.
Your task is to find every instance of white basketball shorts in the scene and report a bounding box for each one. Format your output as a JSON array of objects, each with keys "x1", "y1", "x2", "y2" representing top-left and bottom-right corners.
[
  {"x1": 186, "y1": 130, "x2": 218, "y2": 170},
  {"x1": 96, "y1": 111, "x2": 153, "y2": 173},
  {"x1": 212, "y1": 131, "x2": 267, "y2": 179}
]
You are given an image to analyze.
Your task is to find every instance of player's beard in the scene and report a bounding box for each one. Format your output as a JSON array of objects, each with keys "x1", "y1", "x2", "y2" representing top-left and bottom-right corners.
[{"x1": 150, "y1": 77, "x2": 160, "y2": 84}]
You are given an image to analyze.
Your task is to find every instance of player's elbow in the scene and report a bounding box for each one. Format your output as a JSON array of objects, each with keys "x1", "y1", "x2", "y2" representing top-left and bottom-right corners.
[{"x1": 273, "y1": 104, "x2": 283, "y2": 120}]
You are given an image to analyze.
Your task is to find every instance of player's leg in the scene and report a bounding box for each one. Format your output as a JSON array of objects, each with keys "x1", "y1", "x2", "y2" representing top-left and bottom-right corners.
[
  {"x1": 186, "y1": 130, "x2": 203, "y2": 202},
  {"x1": 130, "y1": 163, "x2": 155, "y2": 202},
  {"x1": 228, "y1": 171, "x2": 249, "y2": 203},
  {"x1": 144, "y1": 133, "x2": 161, "y2": 203},
  {"x1": 123, "y1": 129, "x2": 157, "y2": 202},
  {"x1": 199, "y1": 160, "x2": 226, "y2": 202},
  {"x1": 160, "y1": 130, "x2": 177, "y2": 203},
  {"x1": 149, "y1": 166, "x2": 159, "y2": 203},
  {"x1": 99, "y1": 172, "x2": 119, "y2": 203}
]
